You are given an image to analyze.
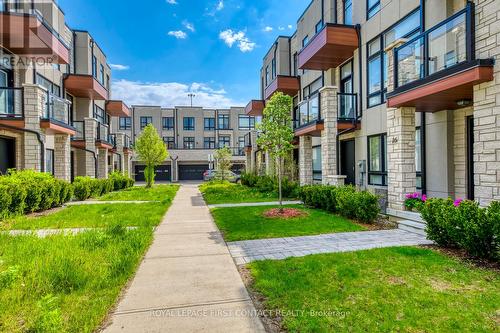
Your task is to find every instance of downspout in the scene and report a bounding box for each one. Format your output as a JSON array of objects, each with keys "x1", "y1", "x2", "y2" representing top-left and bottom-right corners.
[
  {"x1": 356, "y1": 24, "x2": 363, "y2": 120},
  {"x1": 0, "y1": 123, "x2": 45, "y2": 172},
  {"x1": 420, "y1": 0, "x2": 427, "y2": 195}
]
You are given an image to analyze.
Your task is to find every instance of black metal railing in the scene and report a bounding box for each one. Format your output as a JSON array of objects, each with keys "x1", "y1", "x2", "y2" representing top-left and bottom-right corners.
[
  {"x1": 43, "y1": 93, "x2": 72, "y2": 125},
  {"x1": 72, "y1": 121, "x2": 85, "y2": 140},
  {"x1": 168, "y1": 145, "x2": 245, "y2": 156},
  {"x1": 394, "y1": 3, "x2": 473, "y2": 89},
  {"x1": 0, "y1": 87, "x2": 23, "y2": 118},
  {"x1": 108, "y1": 133, "x2": 117, "y2": 148},
  {"x1": 294, "y1": 93, "x2": 320, "y2": 129},
  {"x1": 124, "y1": 135, "x2": 132, "y2": 149},
  {"x1": 243, "y1": 132, "x2": 252, "y2": 147},
  {"x1": 338, "y1": 93, "x2": 358, "y2": 121},
  {"x1": 96, "y1": 123, "x2": 111, "y2": 143}
]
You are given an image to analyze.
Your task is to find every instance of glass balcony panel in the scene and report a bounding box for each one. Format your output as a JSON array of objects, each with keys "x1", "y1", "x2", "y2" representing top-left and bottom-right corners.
[
  {"x1": 428, "y1": 12, "x2": 467, "y2": 75},
  {"x1": 72, "y1": 121, "x2": 85, "y2": 140},
  {"x1": 44, "y1": 93, "x2": 71, "y2": 124},
  {"x1": 0, "y1": 87, "x2": 23, "y2": 117},
  {"x1": 338, "y1": 93, "x2": 356, "y2": 120},
  {"x1": 397, "y1": 37, "x2": 424, "y2": 87},
  {"x1": 299, "y1": 102, "x2": 308, "y2": 126},
  {"x1": 309, "y1": 95, "x2": 319, "y2": 122}
]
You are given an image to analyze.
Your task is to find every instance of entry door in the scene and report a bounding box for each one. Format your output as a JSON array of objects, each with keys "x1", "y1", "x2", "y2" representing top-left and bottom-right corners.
[
  {"x1": 340, "y1": 139, "x2": 355, "y2": 186},
  {"x1": 0, "y1": 137, "x2": 15, "y2": 174},
  {"x1": 467, "y1": 116, "x2": 474, "y2": 200}
]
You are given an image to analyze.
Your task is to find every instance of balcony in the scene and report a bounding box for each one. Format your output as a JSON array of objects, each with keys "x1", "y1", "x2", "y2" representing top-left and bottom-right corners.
[
  {"x1": 106, "y1": 100, "x2": 131, "y2": 117},
  {"x1": 40, "y1": 93, "x2": 75, "y2": 135},
  {"x1": 71, "y1": 121, "x2": 86, "y2": 149},
  {"x1": 123, "y1": 135, "x2": 132, "y2": 153},
  {"x1": 108, "y1": 134, "x2": 117, "y2": 151},
  {"x1": 387, "y1": 3, "x2": 494, "y2": 112},
  {"x1": 264, "y1": 75, "x2": 300, "y2": 100},
  {"x1": 64, "y1": 74, "x2": 108, "y2": 100},
  {"x1": 245, "y1": 100, "x2": 265, "y2": 116},
  {"x1": 0, "y1": 87, "x2": 24, "y2": 128},
  {"x1": 293, "y1": 94, "x2": 324, "y2": 136},
  {"x1": 0, "y1": 9, "x2": 70, "y2": 64},
  {"x1": 337, "y1": 93, "x2": 360, "y2": 130},
  {"x1": 96, "y1": 123, "x2": 113, "y2": 149},
  {"x1": 298, "y1": 24, "x2": 359, "y2": 71}
]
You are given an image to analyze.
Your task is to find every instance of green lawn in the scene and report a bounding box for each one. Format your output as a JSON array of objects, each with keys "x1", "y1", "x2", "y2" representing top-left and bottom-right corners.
[
  {"x1": 248, "y1": 247, "x2": 500, "y2": 332},
  {"x1": 98, "y1": 184, "x2": 179, "y2": 202},
  {"x1": 210, "y1": 205, "x2": 365, "y2": 241},
  {"x1": 0, "y1": 228, "x2": 152, "y2": 333},
  {"x1": 1, "y1": 203, "x2": 169, "y2": 230},
  {"x1": 200, "y1": 182, "x2": 279, "y2": 204}
]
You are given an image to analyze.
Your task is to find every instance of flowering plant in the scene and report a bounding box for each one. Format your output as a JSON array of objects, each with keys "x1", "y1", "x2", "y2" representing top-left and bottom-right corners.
[{"x1": 404, "y1": 192, "x2": 427, "y2": 211}]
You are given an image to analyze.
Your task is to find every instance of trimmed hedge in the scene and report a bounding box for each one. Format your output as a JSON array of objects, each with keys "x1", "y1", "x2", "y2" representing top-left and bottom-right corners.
[
  {"x1": 240, "y1": 173, "x2": 300, "y2": 199},
  {"x1": 420, "y1": 198, "x2": 499, "y2": 260},
  {"x1": 73, "y1": 173, "x2": 134, "y2": 201},
  {"x1": 299, "y1": 185, "x2": 380, "y2": 223}
]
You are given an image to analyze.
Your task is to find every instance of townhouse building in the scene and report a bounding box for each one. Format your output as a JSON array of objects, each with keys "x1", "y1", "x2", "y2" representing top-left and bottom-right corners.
[
  {"x1": 114, "y1": 106, "x2": 255, "y2": 181},
  {"x1": 0, "y1": 0, "x2": 132, "y2": 180},
  {"x1": 246, "y1": 0, "x2": 500, "y2": 213}
]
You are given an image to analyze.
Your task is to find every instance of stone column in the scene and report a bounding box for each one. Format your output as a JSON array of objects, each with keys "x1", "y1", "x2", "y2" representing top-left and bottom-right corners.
[
  {"x1": 84, "y1": 118, "x2": 98, "y2": 178},
  {"x1": 319, "y1": 86, "x2": 340, "y2": 185},
  {"x1": 386, "y1": 38, "x2": 416, "y2": 211},
  {"x1": 22, "y1": 84, "x2": 46, "y2": 171},
  {"x1": 115, "y1": 133, "x2": 126, "y2": 174},
  {"x1": 97, "y1": 148, "x2": 108, "y2": 179},
  {"x1": 123, "y1": 151, "x2": 131, "y2": 176},
  {"x1": 471, "y1": 0, "x2": 500, "y2": 205},
  {"x1": 54, "y1": 134, "x2": 71, "y2": 181},
  {"x1": 299, "y1": 135, "x2": 313, "y2": 185},
  {"x1": 245, "y1": 150, "x2": 252, "y2": 173}
]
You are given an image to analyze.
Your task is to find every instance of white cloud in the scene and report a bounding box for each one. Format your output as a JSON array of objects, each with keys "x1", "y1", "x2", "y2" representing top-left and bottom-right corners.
[
  {"x1": 216, "y1": 0, "x2": 224, "y2": 11},
  {"x1": 288, "y1": 24, "x2": 293, "y2": 29},
  {"x1": 206, "y1": 0, "x2": 224, "y2": 16},
  {"x1": 167, "y1": 30, "x2": 187, "y2": 39},
  {"x1": 166, "y1": 0, "x2": 177, "y2": 4},
  {"x1": 111, "y1": 80, "x2": 243, "y2": 108},
  {"x1": 263, "y1": 26, "x2": 273, "y2": 32},
  {"x1": 278, "y1": 26, "x2": 285, "y2": 31},
  {"x1": 219, "y1": 29, "x2": 256, "y2": 52},
  {"x1": 109, "y1": 63, "x2": 129, "y2": 71},
  {"x1": 183, "y1": 20, "x2": 195, "y2": 32}
]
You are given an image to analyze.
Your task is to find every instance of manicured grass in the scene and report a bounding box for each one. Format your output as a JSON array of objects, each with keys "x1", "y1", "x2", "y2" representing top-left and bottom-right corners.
[
  {"x1": 1, "y1": 203, "x2": 169, "y2": 230},
  {"x1": 200, "y1": 182, "x2": 279, "y2": 204},
  {"x1": 0, "y1": 228, "x2": 153, "y2": 332},
  {"x1": 98, "y1": 184, "x2": 179, "y2": 202},
  {"x1": 211, "y1": 205, "x2": 365, "y2": 241},
  {"x1": 248, "y1": 247, "x2": 500, "y2": 332}
]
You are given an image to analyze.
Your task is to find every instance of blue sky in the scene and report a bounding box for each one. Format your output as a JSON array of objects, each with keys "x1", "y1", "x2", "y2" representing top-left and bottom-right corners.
[{"x1": 59, "y1": 0, "x2": 310, "y2": 108}]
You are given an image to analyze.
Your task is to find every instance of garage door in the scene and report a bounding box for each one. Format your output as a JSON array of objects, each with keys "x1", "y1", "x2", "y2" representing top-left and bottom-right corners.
[
  {"x1": 135, "y1": 165, "x2": 171, "y2": 182},
  {"x1": 179, "y1": 164, "x2": 208, "y2": 181}
]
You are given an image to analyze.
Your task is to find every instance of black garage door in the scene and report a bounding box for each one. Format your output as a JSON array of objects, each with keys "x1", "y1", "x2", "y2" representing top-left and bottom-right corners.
[
  {"x1": 179, "y1": 164, "x2": 208, "y2": 181},
  {"x1": 135, "y1": 165, "x2": 171, "y2": 182}
]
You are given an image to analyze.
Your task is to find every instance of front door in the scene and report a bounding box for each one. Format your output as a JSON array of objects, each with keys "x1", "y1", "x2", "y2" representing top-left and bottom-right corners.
[
  {"x1": 467, "y1": 116, "x2": 474, "y2": 200},
  {"x1": 0, "y1": 136, "x2": 15, "y2": 174},
  {"x1": 340, "y1": 139, "x2": 355, "y2": 186}
]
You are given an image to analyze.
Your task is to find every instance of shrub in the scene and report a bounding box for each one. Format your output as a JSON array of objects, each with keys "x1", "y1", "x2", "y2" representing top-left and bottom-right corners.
[
  {"x1": 73, "y1": 177, "x2": 93, "y2": 201},
  {"x1": 404, "y1": 192, "x2": 427, "y2": 211},
  {"x1": 0, "y1": 184, "x2": 12, "y2": 219},
  {"x1": 278, "y1": 177, "x2": 299, "y2": 199},
  {"x1": 256, "y1": 175, "x2": 275, "y2": 193},
  {"x1": 420, "y1": 198, "x2": 458, "y2": 247},
  {"x1": 241, "y1": 172, "x2": 259, "y2": 187},
  {"x1": 73, "y1": 174, "x2": 134, "y2": 201}
]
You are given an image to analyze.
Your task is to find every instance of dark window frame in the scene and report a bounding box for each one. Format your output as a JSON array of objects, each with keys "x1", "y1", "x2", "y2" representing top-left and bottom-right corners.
[
  {"x1": 218, "y1": 135, "x2": 231, "y2": 148},
  {"x1": 344, "y1": 0, "x2": 353, "y2": 25},
  {"x1": 204, "y1": 137, "x2": 216, "y2": 149},
  {"x1": 163, "y1": 136, "x2": 175, "y2": 149},
  {"x1": 183, "y1": 137, "x2": 195, "y2": 149},
  {"x1": 140, "y1": 116, "x2": 152, "y2": 129},
  {"x1": 183, "y1": 117, "x2": 195, "y2": 131},
  {"x1": 315, "y1": 20, "x2": 323, "y2": 33},
  {"x1": 94, "y1": 104, "x2": 106, "y2": 124},
  {"x1": 238, "y1": 115, "x2": 255, "y2": 130},
  {"x1": 217, "y1": 114, "x2": 230, "y2": 130},
  {"x1": 119, "y1": 117, "x2": 131, "y2": 130},
  {"x1": 45, "y1": 148, "x2": 54, "y2": 175},
  {"x1": 367, "y1": 133, "x2": 387, "y2": 186},
  {"x1": 162, "y1": 116, "x2": 174, "y2": 130},
  {"x1": 366, "y1": 0, "x2": 381, "y2": 20},
  {"x1": 312, "y1": 145, "x2": 322, "y2": 181},
  {"x1": 204, "y1": 117, "x2": 215, "y2": 131}
]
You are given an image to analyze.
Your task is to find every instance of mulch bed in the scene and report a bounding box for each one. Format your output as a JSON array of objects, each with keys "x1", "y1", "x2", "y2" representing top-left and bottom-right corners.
[{"x1": 262, "y1": 208, "x2": 308, "y2": 219}]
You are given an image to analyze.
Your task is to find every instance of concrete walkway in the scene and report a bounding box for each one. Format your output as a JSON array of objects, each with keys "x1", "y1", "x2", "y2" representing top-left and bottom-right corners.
[
  {"x1": 228, "y1": 229, "x2": 434, "y2": 265},
  {"x1": 103, "y1": 184, "x2": 265, "y2": 333},
  {"x1": 208, "y1": 200, "x2": 302, "y2": 208}
]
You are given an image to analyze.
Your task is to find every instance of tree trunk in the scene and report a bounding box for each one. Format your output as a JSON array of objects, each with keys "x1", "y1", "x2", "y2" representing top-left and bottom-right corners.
[{"x1": 278, "y1": 156, "x2": 283, "y2": 211}]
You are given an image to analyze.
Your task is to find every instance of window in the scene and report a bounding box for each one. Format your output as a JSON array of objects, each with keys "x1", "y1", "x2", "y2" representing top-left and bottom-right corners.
[
  {"x1": 271, "y1": 58, "x2": 276, "y2": 80},
  {"x1": 302, "y1": 77, "x2": 323, "y2": 99},
  {"x1": 140, "y1": 116, "x2": 152, "y2": 129},
  {"x1": 204, "y1": 117, "x2": 215, "y2": 131},
  {"x1": 367, "y1": 0, "x2": 380, "y2": 19},
  {"x1": 162, "y1": 117, "x2": 174, "y2": 130},
  {"x1": 265, "y1": 65, "x2": 270, "y2": 86},
  {"x1": 163, "y1": 136, "x2": 175, "y2": 149},
  {"x1": 183, "y1": 117, "x2": 195, "y2": 130},
  {"x1": 366, "y1": 10, "x2": 421, "y2": 107},
  {"x1": 218, "y1": 135, "x2": 230, "y2": 148},
  {"x1": 416, "y1": 128, "x2": 422, "y2": 189},
  {"x1": 218, "y1": 114, "x2": 230, "y2": 129},
  {"x1": 312, "y1": 146, "x2": 322, "y2": 181},
  {"x1": 100, "y1": 64, "x2": 105, "y2": 85},
  {"x1": 106, "y1": 74, "x2": 110, "y2": 91},
  {"x1": 94, "y1": 105, "x2": 106, "y2": 124},
  {"x1": 238, "y1": 115, "x2": 255, "y2": 130},
  {"x1": 183, "y1": 137, "x2": 195, "y2": 149},
  {"x1": 92, "y1": 55, "x2": 97, "y2": 78},
  {"x1": 119, "y1": 117, "x2": 131, "y2": 130},
  {"x1": 36, "y1": 74, "x2": 60, "y2": 96},
  {"x1": 302, "y1": 36, "x2": 309, "y2": 48},
  {"x1": 293, "y1": 53, "x2": 298, "y2": 76},
  {"x1": 315, "y1": 20, "x2": 323, "y2": 33},
  {"x1": 368, "y1": 134, "x2": 387, "y2": 186},
  {"x1": 204, "y1": 137, "x2": 216, "y2": 149},
  {"x1": 45, "y1": 149, "x2": 54, "y2": 175},
  {"x1": 344, "y1": 0, "x2": 353, "y2": 25},
  {"x1": 238, "y1": 136, "x2": 246, "y2": 148}
]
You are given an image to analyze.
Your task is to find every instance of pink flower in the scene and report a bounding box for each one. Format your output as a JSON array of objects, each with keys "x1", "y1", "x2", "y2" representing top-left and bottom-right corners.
[
  {"x1": 453, "y1": 198, "x2": 463, "y2": 207},
  {"x1": 421, "y1": 194, "x2": 427, "y2": 202}
]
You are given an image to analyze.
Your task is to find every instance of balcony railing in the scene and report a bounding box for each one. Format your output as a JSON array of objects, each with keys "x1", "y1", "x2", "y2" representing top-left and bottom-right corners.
[
  {"x1": 394, "y1": 3, "x2": 473, "y2": 89},
  {"x1": 108, "y1": 134, "x2": 117, "y2": 148},
  {"x1": 294, "y1": 93, "x2": 320, "y2": 129},
  {"x1": 43, "y1": 93, "x2": 72, "y2": 125},
  {"x1": 72, "y1": 121, "x2": 85, "y2": 140},
  {"x1": 243, "y1": 132, "x2": 252, "y2": 147},
  {"x1": 0, "y1": 87, "x2": 23, "y2": 118},
  {"x1": 124, "y1": 135, "x2": 132, "y2": 149},
  {"x1": 168, "y1": 145, "x2": 245, "y2": 156},
  {"x1": 338, "y1": 93, "x2": 358, "y2": 121},
  {"x1": 96, "y1": 123, "x2": 111, "y2": 144}
]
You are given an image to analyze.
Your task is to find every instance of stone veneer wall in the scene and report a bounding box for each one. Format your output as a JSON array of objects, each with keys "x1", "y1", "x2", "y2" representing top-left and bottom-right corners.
[
  {"x1": 472, "y1": 0, "x2": 500, "y2": 205},
  {"x1": 299, "y1": 135, "x2": 313, "y2": 185},
  {"x1": 320, "y1": 86, "x2": 339, "y2": 185},
  {"x1": 97, "y1": 148, "x2": 109, "y2": 179},
  {"x1": 22, "y1": 84, "x2": 46, "y2": 172},
  {"x1": 84, "y1": 118, "x2": 98, "y2": 177},
  {"x1": 54, "y1": 134, "x2": 71, "y2": 181}
]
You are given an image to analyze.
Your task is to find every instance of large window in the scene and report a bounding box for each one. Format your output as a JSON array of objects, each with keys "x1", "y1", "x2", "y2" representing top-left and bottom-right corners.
[
  {"x1": 238, "y1": 116, "x2": 255, "y2": 130},
  {"x1": 218, "y1": 135, "x2": 230, "y2": 148},
  {"x1": 312, "y1": 146, "x2": 322, "y2": 181},
  {"x1": 204, "y1": 117, "x2": 215, "y2": 131},
  {"x1": 204, "y1": 137, "x2": 216, "y2": 149},
  {"x1": 92, "y1": 55, "x2": 97, "y2": 79},
  {"x1": 367, "y1": 0, "x2": 380, "y2": 19},
  {"x1": 265, "y1": 65, "x2": 270, "y2": 86},
  {"x1": 163, "y1": 137, "x2": 175, "y2": 149},
  {"x1": 344, "y1": 0, "x2": 353, "y2": 25},
  {"x1": 271, "y1": 58, "x2": 276, "y2": 80},
  {"x1": 140, "y1": 116, "x2": 152, "y2": 129},
  {"x1": 416, "y1": 128, "x2": 422, "y2": 189},
  {"x1": 119, "y1": 117, "x2": 131, "y2": 130},
  {"x1": 368, "y1": 134, "x2": 387, "y2": 186},
  {"x1": 100, "y1": 64, "x2": 105, "y2": 85},
  {"x1": 366, "y1": 10, "x2": 421, "y2": 107},
  {"x1": 94, "y1": 105, "x2": 106, "y2": 124},
  {"x1": 162, "y1": 117, "x2": 174, "y2": 130},
  {"x1": 183, "y1": 137, "x2": 195, "y2": 149},
  {"x1": 183, "y1": 117, "x2": 195, "y2": 130},
  {"x1": 218, "y1": 115, "x2": 230, "y2": 130},
  {"x1": 45, "y1": 149, "x2": 54, "y2": 175}
]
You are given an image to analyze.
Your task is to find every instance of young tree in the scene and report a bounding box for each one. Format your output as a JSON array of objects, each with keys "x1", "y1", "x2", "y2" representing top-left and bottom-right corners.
[
  {"x1": 257, "y1": 92, "x2": 294, "y2": 209},
  {"x1": 134, "y1": 124, "x2": 168, "y2": 188},
  {"x1": 214, "y1": 146, "x2": 232, "y2": 181}
]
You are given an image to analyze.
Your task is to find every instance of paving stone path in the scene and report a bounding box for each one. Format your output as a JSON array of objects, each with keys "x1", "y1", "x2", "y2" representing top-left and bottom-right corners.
[
  {"x1": 228, "y1": 229, "x2": 434, "y2": 265},
  {"x1": 207, "y1": 200, "x2": 303, "y2": 208}
]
